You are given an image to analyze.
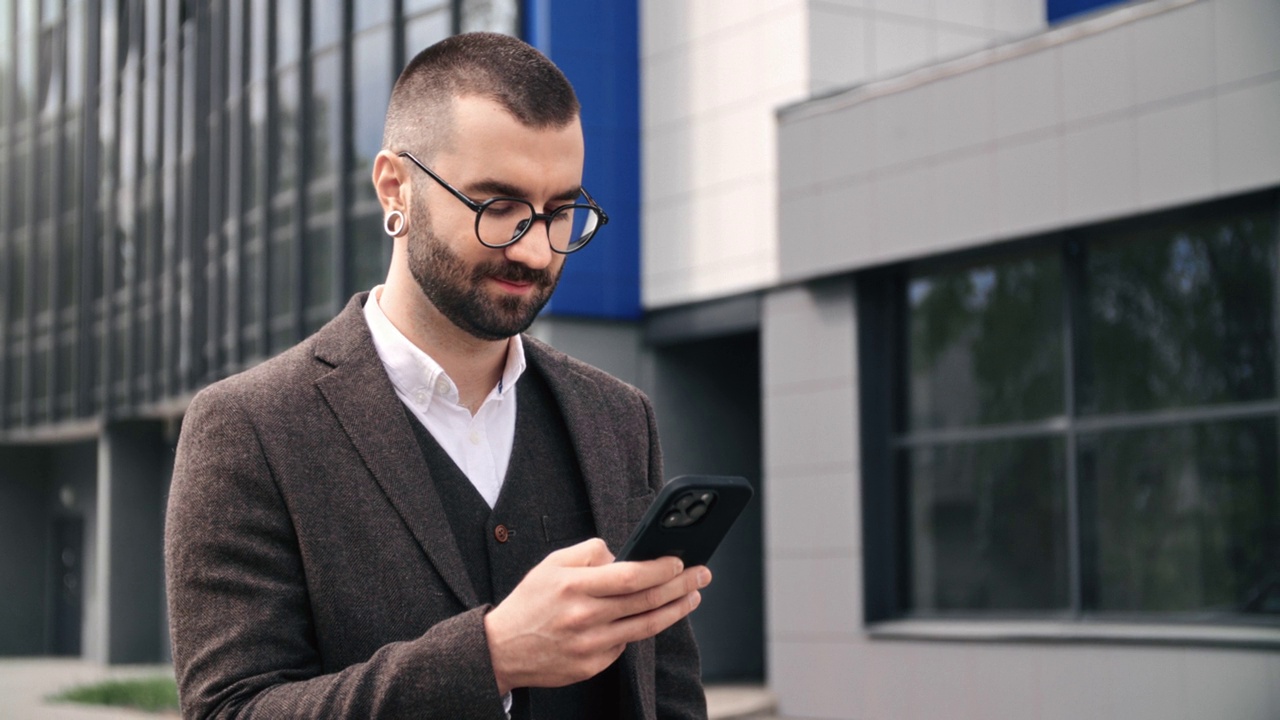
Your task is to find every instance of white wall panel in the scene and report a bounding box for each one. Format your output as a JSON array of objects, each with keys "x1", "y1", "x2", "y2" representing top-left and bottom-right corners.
[
  {"x1": 1135, "y1": 96, "x2": 1216, "y2": 208},
  {"x1": 1216, "y1": 76, "x2": 1280, "y2": 195},
  {"x1": 932, "y1": 64, "x2": 996, "y2": 154},
  {"x1": 1214, "y1": 0, "x2": 1280, "y2": 85},
  {"x1": 1132, "y1": 0, "x2": 1215, "y2": 106},
  {"x1": 992, "y1": 47, "x2": 1062, "y2": 139},
  {"x1": 934, "y1": 151, "x2": 999, "y2": 245},
  {"x1": 1062, "y1": 116, "x2": 1138, "y2": 222},
  {"x1": 1061, "y1": 22, "x2": 1134, "y2": 123},
  {"x1": 995, "y1": 134, "x2": 1064, "y2": 234}
]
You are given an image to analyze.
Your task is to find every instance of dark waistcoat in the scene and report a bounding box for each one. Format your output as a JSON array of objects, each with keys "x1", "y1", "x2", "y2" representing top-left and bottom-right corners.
[{"x1": 406, "y1": 367, "x2": 628, "y2": 720}]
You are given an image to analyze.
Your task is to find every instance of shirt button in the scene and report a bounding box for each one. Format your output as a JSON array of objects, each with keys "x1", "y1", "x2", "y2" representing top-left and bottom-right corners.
[
  {"x1": 494, "y1": 524, "x2": 510, "y2": 543},
  {"x1": 435, "y1": 377, "x2": 449, "y2": 394},
  {"x1": 413, "y1": 389, "x2": 428, "y2": 404},
  {"x1": 469, "y1": 431, "x2": 481, "y2": 445}
]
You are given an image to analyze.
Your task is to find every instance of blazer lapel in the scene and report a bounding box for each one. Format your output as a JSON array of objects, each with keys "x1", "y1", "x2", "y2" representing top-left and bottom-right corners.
[
  {"x1": 312, "y1": 295, "x2": 480, "y2": 610},
  {"x1": 523, "y1": 339, "x2": 634, "y2": 553},
  {"x1": 524, "y1": 337, "x2": 654, "y2": 718}
]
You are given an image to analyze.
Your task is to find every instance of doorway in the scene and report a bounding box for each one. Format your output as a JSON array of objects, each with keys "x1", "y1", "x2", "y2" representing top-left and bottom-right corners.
[
  {"x1": 51, "y1": 516, "x2": 84, "y2": 656},
  {"x1": 651, "y1": 332, "x2": 764, "y2": 681}
]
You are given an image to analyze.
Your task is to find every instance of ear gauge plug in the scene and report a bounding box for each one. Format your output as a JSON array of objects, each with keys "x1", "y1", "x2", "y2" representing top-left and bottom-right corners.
[{"x1": 383, "y1": 209, "x2": 407, "y2": 237}]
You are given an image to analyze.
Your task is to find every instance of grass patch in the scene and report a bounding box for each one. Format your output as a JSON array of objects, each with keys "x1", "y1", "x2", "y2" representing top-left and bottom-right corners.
[{"x1": 50, "y1": 676, "x2": 179, "y2": 713}]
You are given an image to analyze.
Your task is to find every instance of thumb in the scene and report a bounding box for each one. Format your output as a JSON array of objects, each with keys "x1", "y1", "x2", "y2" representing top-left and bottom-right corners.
[{"x1": 547, "y1": 537, "x2": 615, "y2": 567}]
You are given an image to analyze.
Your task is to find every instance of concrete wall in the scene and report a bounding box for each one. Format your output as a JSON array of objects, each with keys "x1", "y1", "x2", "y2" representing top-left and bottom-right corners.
[
  {"x1": 88, "y1": 422, "x2": 171, "y2": 664},
  {"x1": 808, "y1": 0, "x2": 1044, "y2": 95},
  {"x1": 763, "y1": 2, "x2": 1280, "y2": 716},
  {"x1": 640, "y1": 0, "x2": 1045, "y2": 310},
  {"x1": 641, "y1": 0, "x2": 807, "y2": 308},
  {"x1": 779, "y1": 0, "x2": 1280, "y2": 282},
  {"x1": 759, "y1": 280, "x2": 1280, "y2": 719}
]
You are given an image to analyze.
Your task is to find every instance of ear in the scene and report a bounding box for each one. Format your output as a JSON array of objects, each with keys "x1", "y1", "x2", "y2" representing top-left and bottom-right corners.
[{"x1": 372, "y1": 150, "x2": 410, "y2": 214}]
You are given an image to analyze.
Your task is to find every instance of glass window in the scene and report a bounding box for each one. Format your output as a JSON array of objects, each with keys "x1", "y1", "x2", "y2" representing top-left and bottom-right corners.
[
  {"x1": 37, "y1": 13, "x2": 63, "y2": 119},
  {"x1": 1080, "y1": 419, "x2": 1279, "y2": 615},
  {"x1": 1078, "y1": 209, "x2": 1277, "y2": 415},
  {"x1": 12, "y1": 143, "x2": 29, "y2": 227},
  {"x1": 405, "y1": 10, "x2": 450, "y2": 59},
  {"x1": 58, "y1": 338, "x2": 75, "y2": 407},
  {"x1": 244, "y1": 86, "x2": 267, "y2": 209},
  {"x1": 311, "y1": 0, "x2": 342, "y2": 50},
  {"x1": 241, "y1": 237, "x2": 262, "y2": 359},
  {"x1": 908, "y1": 248, "x2": 1064, "y2": 431},
  {"x1": 249, "y1": 0, "x2": 268, "y2": 83},
  {"x1": 906, "y1": 437, "x2": 1070, "y2": 612},
  {"x1": 15, "y1": 30, "x2": 33, "y2": 122},
  {"x1": 353, "y1": 2, "x2": 391, "y2": 32},
  {"x1": 65, "y1": 0, "x2": 82, "y2": 107},
  {"x1": 62, "y1": 123, "x2": 80, "y2": 208},
  {"x1": 308, "y1": 50, "x2": 339, "y2": 179},
  {"x1": 346, "y1": 211, "x2": 384, "y2": 293},
  {"x1": 32, "y1": 345, "x2": 49, "y2": 413},
  {"x1": 890, "y1": 191, "x2": 1280, "y2": 623},
  {"x1": 0, "y1": 5, "x2": 11, "y2": 126},
  {"x1": 304, "y1": 224, "x2": 334, "y2": 316},
  {"x1": 350, "y1": 28, "x2": 392, "y2": 179},
  {"x1": 60, "y1": 216, "x2": 78, "y2": 309},
  {"x1": 275, "y1": 0, "x2": 301, "y2": 67},
  {"x1": 269, "y1": 234, "x2": 295, "y2": 348},
  {"x1": 406, "y1": 0, "x2": 449, "y2": 13},
  {"x1": 34, "y1": 227, "x2": 51, "y2": 313},
  {"x1": 37, "y1": 132, "x2": 55, "y2": 221},
  {"x1": 274, "y1": 67, "x2": 300, "y2": 194},
  {"x1": 459, "y1": 0, "x2": 519, "y2": 34}
]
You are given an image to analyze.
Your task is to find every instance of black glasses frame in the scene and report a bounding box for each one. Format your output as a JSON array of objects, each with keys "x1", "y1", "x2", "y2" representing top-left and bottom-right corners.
[{"x1": 397, "y1": 151, "x2": 608, "y2": 254}]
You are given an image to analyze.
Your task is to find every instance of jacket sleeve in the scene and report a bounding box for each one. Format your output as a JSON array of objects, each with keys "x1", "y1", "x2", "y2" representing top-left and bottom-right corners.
[
  {"x1": 640, "y1": 392, "x2": 710, "y2": 720},
  {"x1": 164, "y1": 386, "x2": 507, "y2": 720}
]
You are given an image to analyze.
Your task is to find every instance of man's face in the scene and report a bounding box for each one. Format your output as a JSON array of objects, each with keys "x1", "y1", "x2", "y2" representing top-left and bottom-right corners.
[{"x1": 405, "y1": 96, "x2": 584, "y2": 341}]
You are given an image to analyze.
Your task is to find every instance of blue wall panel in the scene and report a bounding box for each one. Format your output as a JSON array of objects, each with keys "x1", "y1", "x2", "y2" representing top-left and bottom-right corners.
[
  {"x1": 1047, "y1": 0, "x2": 1127, "y2": 23},
  {"x1": 526, "y1": 0, "x2": 642, "y2": 320}
]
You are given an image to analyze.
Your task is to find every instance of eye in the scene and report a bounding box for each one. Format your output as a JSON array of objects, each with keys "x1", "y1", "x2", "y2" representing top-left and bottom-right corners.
[{"x1": 484, "y1": 199, "x2": 526, "y2": 218}]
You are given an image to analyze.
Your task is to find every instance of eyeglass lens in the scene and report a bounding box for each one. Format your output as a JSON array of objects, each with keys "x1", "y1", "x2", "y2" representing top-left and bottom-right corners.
[{"x1": 478, "y1": 201, "x2": 601, "y2": 252}]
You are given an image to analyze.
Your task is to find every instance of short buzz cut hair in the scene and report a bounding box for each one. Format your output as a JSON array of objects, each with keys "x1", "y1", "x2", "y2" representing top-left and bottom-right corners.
[{"x1": 381, "y1": 32, "x2": 580, "y2": 160}]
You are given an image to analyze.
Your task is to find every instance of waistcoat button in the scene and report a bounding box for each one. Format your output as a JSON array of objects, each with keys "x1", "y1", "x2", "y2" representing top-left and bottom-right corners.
[{"x1": 494, "y1": 524, "x2": 510, "y2": 543}]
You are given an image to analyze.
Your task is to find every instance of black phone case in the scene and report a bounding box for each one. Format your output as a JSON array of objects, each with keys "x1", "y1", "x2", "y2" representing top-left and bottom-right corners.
[{"x1": 615, "y1": 475, "x2": 754, "y2": 565}]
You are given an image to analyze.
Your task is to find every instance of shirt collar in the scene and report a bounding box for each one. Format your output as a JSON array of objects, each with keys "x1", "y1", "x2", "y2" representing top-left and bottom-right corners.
[{"x1": 363, "y1": 285, "x2": 526, "y2": 411}]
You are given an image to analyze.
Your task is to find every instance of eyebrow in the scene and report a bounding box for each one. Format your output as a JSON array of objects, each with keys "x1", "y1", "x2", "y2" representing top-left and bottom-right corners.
[{"x1": 465, "y1": 177, "x2": 584, "y2": 205}]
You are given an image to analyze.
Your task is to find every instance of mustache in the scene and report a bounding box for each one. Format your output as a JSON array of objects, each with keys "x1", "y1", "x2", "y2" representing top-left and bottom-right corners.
[{"x1": 474, "y1": 260, "x2": 555, "y2": 288}]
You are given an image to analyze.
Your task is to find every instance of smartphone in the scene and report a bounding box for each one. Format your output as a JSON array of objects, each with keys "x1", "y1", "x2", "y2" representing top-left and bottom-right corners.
[{"x1": 615, "y1": 475, "x2": 754, "y2": 566}]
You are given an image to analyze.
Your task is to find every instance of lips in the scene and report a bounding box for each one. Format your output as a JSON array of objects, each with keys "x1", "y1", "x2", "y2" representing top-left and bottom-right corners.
[
  {"x1": 490, "y1": 277, "x2": 534, "y2": 293},
  {"x1": 478, "y1": 262, "x2": 551, "y2": 292}
]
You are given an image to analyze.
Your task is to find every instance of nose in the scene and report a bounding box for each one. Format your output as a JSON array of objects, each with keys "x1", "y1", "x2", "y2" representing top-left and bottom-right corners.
[{"x1": 503, "y1": 218, "x2": 555, "y2": 270}]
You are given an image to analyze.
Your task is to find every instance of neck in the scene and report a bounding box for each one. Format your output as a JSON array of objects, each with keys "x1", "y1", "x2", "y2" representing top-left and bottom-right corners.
[{"x1": 378, "y1": 273, "x2": 507, "y2": 413}]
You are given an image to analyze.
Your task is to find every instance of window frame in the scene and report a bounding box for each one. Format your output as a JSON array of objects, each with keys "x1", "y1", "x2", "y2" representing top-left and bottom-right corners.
[{"x1": 860, "y1": 188, "x2": 1280, "y2": 632}]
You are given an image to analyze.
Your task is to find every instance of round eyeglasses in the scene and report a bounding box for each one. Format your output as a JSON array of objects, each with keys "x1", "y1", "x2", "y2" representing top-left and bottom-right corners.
[{"x1": 398, "y1": 151, "x2": 608, "y2": 254}]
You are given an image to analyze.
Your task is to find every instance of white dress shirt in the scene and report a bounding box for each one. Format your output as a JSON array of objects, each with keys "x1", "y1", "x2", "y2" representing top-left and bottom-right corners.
[{"x1": 363, "y1": 286, "x2": 525, "y2": 508}]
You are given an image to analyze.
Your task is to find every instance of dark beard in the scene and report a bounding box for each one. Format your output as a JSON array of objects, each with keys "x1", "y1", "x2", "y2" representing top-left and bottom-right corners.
[{"x1": 406, "y1": 215, "x2": 561, "y2": 341}]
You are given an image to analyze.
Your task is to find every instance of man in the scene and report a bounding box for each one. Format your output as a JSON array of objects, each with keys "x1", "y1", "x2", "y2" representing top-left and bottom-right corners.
[{"x1": 165, "y1": 32, "x2": 710, "y2": 719}]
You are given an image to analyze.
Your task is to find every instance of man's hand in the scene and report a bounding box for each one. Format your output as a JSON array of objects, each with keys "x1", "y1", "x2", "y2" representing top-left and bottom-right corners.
[{"x1": 483, "y1": 538, "x2": 711, "y2": 694}]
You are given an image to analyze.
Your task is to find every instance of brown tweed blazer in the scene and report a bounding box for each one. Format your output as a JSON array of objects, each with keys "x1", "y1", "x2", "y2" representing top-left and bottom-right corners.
[{"x1": 164, "y1": 294, "x2": 707, "y2": 719}]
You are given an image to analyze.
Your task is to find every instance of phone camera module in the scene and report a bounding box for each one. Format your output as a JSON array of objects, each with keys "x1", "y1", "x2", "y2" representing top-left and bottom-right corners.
[{"x1": 660, "y1": 491, "x2": 717, "y2": 528}]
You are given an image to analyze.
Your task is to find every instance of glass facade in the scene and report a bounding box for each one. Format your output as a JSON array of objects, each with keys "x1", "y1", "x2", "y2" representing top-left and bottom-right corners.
[
  {"x1": 895, "y1": 190, "x2": 1280, "y2": 621},
  {"x1": 0, "y1": 0, "x2": 514, "y2": 435}
]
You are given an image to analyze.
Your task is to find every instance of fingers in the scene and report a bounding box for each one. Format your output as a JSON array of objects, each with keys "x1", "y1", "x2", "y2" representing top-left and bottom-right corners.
[
  {"x1": 611, "y1": 566, "x2": 711, "y2": 620},
  {"x1": 573, "y1": 556, "x2": 688, "y2": 598},
  {"x1": 606, "y1": 586, "x2": 705, "y2": 647},
  {"x1": 545, "y1": 538, "x2": 616, "y2": 567}
]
